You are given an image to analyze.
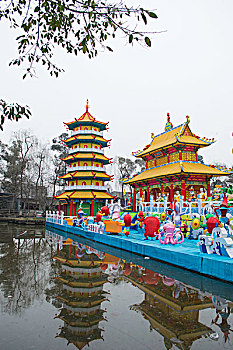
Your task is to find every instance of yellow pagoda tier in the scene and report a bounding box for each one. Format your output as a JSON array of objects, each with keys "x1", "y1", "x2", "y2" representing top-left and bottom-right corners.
[
  {"x1": 56, "y1": 100, "x2": 114, "y2": 216},
  {"x1": 124, "y1": 114, "x2": 230, "y2": 210},
  {"x1": 53, "y1": 243, "x2": 107, "y2": 349}
]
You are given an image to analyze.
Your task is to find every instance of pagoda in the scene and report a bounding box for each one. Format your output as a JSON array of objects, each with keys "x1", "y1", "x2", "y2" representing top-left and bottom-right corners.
[
  {"x1": 56, "y1": 100, "x2": 113, "y2": 216},
  {"x1": 124, "y1": 114, "x2": 230, "y2": 210},
  {"x1": 53, "y1": 242, "x2": 107, "y2": 349}
]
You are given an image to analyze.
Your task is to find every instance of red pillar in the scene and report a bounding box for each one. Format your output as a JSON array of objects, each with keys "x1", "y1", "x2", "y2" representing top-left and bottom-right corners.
[
  {"x1": 181, "y1": 181, "x2": 186, "y2": 200},
  {"x1": 64, "y1": 205, "x2": 67, "y2": 216},
  {"x1": 207, "y1": 180, "x2": 211, "y2": 197},
  {"x1": 161, "y1": 183, "x2": 164, "y2": 197},
  {"x1": 62, "y1": 204, "x2": 65, "y2": 215},
  {"x1": 170, "y1": 183, "x2": 174, "y2": 202},
  {"x1": 90, "y1": 199, "x2": 95, "y2": 216},
  {"x1": 196, "y1": 153, "x2": 198, "y2": 162},
  {"x1": 140, "y1": 187, "x2": 143, "y2": 198},
  {"x1": 70, "y1": 200, "x2": 73, "y2": 216},
  {"x1": 179, "y1": 151, "x2": 182, "y2": 161},
  {"x1": 133, "y1": 187, "x2": 136, "y2": 212},
  {"x1": 58, "y1": 201, "x2": 61, "y2": 214},
  {"x1": 147, "y1": 186, "x2": 150, "y2": 202},
  {"x1": 74, "y1": 203, "x2": 77, "y2": 216}
]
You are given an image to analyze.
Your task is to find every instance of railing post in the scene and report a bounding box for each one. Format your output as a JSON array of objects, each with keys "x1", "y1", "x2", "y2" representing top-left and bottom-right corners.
[
  {"x1": 60, "y1": 211, "x2": 64, "y2": 225},
  {"x1": 198, "y1": 198, "x2": 202, "y2": 215}
]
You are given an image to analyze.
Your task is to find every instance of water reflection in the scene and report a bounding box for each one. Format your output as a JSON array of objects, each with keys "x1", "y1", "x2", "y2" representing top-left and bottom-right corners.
[
  {"x1": 52, "y1": 240, "x2": 107, "y2": 348},
  {"x1": 0, "y1": 223, "x2": 233, "y2": 349}
]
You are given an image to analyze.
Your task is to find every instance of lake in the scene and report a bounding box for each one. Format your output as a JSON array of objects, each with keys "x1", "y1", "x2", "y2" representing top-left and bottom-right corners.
[{"x1": 0, "y1": 223, "x2": 233, "y2": 350}]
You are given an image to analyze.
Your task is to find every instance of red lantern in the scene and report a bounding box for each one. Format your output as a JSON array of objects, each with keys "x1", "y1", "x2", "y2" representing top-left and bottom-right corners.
[
  {"x1": 207, "y1": 217, "x2": 219, "y2": 234},
  {"x1": 101, "y1": 206, "x2": 109, "y2": 216},
  {"x1": 124, "y1": 214, "x2": 132, "y2": 227},
  {"x1": 96, "y1": 212, "x2": 102, "y2": 223}
]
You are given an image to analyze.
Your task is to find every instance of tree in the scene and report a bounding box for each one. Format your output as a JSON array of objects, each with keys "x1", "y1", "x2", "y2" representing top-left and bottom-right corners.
[
  {"x1": 115, "y1": 156, "x2": 136, "y2": 198},
  {"x1": 1, "y1": 130, "x2": 52, "y2": 210},
  {"x1": 0, "y1": 1, "x2": 158, "y2": 129},
  {"x1": 198, "y1": 155, "x2": 204, "y2": 164},
  {"x1": 50, "y1": 132, "x2": 69, "y2": 206}
]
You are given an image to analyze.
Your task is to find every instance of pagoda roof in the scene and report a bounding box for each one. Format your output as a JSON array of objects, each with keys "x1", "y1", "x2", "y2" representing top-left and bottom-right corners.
[
  {"x1": 64, "y1": 100, "x2": 108, "y2": 131},
  {"x1": 56, "y1": 190, "x2": 114, "y2": 200},
  {"x1": 60, "y1": 171, "x2": 111, "y2": 180},
  {"x1": 133, "y1": 121, "x2": 215, "y2": 158},
  {"x1": 62, "y1": 152, "x2": 111, "y2": 164},
  {"x1": 63, "y1": 135, "x2": 110, "y2": 146},
  {"x1": 124, "y1": 161, "x2": 230, "y2": 184}
]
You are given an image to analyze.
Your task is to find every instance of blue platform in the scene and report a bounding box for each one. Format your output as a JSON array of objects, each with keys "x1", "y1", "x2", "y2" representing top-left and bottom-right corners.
[{"x1": 45, "y1": 222, "x2": 233, "y2": 283}]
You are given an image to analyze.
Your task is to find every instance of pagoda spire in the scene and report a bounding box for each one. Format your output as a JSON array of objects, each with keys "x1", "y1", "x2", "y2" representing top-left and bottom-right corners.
[{"x1": 86, "y1": 99, "x2": 89, "y2": 112}]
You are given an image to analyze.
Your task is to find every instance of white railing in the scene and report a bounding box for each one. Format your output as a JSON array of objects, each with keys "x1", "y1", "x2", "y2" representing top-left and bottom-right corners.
[
  {"x1": 71, "y1": 129, "x2": 103, "y2": 137},
  {"x1": 46, "y1": 211, "x2": 64, "y2": 225},
  {"x1": 137, "y1": 197, "x2": 223, "y2": 216},
  {"x1": 69, "y1": 147, "x2": 104, "y2": 155},
  {"x1": 67, "y1": 165, "x2": 106, "y2": 172},
  {"x1": 65, "y1": 185, "x2": 106, "y2": 191}
]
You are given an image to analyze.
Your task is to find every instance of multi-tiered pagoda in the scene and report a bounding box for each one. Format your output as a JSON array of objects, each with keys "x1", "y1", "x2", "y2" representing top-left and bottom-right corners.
[
  {"x1": 54, "y1": 243, "x2": 107, "y2": 349},
  {"x1": 56, "y1": 101, "x2": 113, "y2": 216},
  {"x1": 124, "y1": 114, "x2": 230, "y2": 210}
]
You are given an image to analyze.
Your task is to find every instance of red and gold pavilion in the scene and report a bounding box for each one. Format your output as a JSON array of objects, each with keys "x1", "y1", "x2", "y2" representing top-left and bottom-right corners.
[
  {"x1": 124, "y1": 114, "x2": 230, "y2": 210},
  {"x1": 56, "y1": 101, "x2": 113, "y2": 216}
]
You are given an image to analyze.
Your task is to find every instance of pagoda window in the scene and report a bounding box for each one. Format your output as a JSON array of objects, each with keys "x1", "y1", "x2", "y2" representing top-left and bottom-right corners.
[
  {"x1": 84, "y1": 127, "x2": 88, "y2": 130},
  {"x1": 183, "y1": 152, "x2": 196, "y2": 161},
  {"x1": 82, "y1": 181, "x2": 86, "y2": 186},
  {"x1": 96, "y1": 163, "x2": 99, "y2": 167},
  {"x1": 75, "y1": 145, "x2": 77, "y2": 148},
  {"x1": 147, "y1": 160, "x2": 154, "y2": 169},
  {"x1": 170, "y1": 152, "x2": 179, "y2": 162},
  {"x1": 156, "y1": 155, "x2": 167, "y2": 166},
  {"x1": 83, "y1": 163, "x2": 88, "y2": 166},
  {"x1": 96, "y1": 182, "x2": 99, "y2": 186},
  {"x1": 84, "y1": 144, "x2": 88, "y2": 148},
  {"x1": 94, "y1": 145, "x2": 98, "y2": 149},
  {"x1": 94, "y1": 128, "x2": 97, "y2": 131},
  {"x1": 71, "y1": 182, "x2": 74, "y2": 186}
]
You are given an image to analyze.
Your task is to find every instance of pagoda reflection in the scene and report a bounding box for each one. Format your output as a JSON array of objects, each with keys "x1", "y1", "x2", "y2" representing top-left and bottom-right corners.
[
  {"x1": 124, "y1": 265, "x2": 213, "y2": 350},
  {"x1": 53, "y1": 239, "x2": 108, "y2": 349}
]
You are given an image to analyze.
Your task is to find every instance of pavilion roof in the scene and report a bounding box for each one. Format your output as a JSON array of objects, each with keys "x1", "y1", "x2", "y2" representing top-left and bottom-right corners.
[
  {"x1": 133, "y1": 121, "x2": 215, "y2": 158},
  {"x1": 124, "y1": 161, "x2": 230, "y2": 184},
  {"x1": 60, "y1": 171, "x2": 111, "y2": 180},
  {"x1": 56, "y1": 191, "x2": 114, "y2": 199}
]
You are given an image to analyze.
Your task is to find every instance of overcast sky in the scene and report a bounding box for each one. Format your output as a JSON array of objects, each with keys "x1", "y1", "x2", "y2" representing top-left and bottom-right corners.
[{"x1": 0, "y1": 0, "x2": 232, "y2": 167}]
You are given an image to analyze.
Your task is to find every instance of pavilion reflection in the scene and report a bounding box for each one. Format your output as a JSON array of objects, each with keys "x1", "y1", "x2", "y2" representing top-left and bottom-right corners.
[{"x1": 123, "y1": 264, "x2": 214, "y2": 350}]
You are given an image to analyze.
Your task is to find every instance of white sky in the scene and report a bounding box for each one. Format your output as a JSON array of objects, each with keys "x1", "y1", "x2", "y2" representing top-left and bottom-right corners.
[{"x1": 0, "y1": 0, "x2": 233, "y2": 167}]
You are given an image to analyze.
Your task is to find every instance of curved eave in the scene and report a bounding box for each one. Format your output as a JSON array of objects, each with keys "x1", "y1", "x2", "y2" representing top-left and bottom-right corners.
[
  {"x1": 135, "y1": 139, "x2": 214, "y2": 159},
  {"x1": 124, "y1": 161, "x2": 230, "y2": 184},
  {"x1": 64, "y1": 119, "x2": 108, "y2": 131},
  {"x1": 63, "y1": 136, "x2": 110, "y2": 147},
  {"x1": 56, "y1": 191, "x2": 114, "y2": 200},
  {"x1": 60, "y1": 171, "x2": 112, "y2": 181},
  {"x1": 62, "y1": 153, "x2": 112, "y2": 164},
  {"x1": 132, "y1": 122, "x2": 214, "y2": 159}
]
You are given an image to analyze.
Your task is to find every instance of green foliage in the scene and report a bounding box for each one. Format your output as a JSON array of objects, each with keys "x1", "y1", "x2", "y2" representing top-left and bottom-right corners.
[
  {"x1": 0, "y1": 99, "x2": 31, "y2": 130},
  {"x1": 1, "y1": 0, "x2": 158, "y2": 78},
  {"x1": 0, "y1": 1, "x2": 158, "y2": 129}
]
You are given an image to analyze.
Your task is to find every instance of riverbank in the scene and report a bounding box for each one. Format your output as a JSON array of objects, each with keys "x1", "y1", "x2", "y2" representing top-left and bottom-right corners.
[{"x1": 0, "y1": 217, "x2": 45, "y2": 225}]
